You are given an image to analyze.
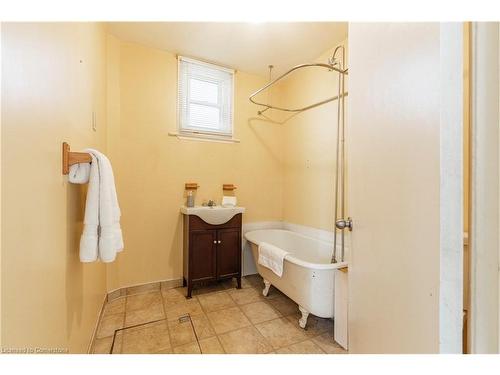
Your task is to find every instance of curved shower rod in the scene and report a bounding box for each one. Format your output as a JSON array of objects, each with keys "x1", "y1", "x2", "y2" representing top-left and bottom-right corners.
[{"x1": 249, "y1": 62, "x2": 349, "y2": 114}]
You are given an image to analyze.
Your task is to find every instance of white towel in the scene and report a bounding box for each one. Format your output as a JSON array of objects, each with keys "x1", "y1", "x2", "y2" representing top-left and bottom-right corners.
[
  {"x1": 221, "y1": 196, "x2": 237, "y2": 207},
  {"x1": 78, "y1": 149, "x2": 123, "y2": 263},
  {"x1": 258, "y1": 242, "x2": 289, "y2": 277},
  {"x1": 68, "y1": 162, "x2": 91, "y2": 184}
]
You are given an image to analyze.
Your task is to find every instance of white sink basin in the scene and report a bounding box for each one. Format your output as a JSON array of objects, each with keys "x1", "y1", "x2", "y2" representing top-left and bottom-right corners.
[{"x1": 180, "y1": 206, "x2": 245, "y2": 225}]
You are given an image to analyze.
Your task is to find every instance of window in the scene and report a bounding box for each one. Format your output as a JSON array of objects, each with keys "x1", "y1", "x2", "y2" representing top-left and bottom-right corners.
[{"x1": 178, "y1": 56, "x2": 234, "y2": 138}]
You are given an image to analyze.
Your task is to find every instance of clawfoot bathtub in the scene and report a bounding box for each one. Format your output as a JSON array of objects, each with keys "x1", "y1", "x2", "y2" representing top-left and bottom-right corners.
[{"x1": 245, "y1": 229, "x2": 347, "y2": 329}]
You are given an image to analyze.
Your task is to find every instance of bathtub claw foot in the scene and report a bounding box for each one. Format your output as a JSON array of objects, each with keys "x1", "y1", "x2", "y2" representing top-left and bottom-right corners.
[
  {"x1": 262, "y1": 279, "x2": 271, "y2": 297},
  {"x1": 298, "y1": 306, "x2": 310, "y2": 329}
]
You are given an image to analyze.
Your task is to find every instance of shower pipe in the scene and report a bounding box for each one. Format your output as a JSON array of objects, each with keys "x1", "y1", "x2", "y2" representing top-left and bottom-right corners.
[
  {"x1": 248, "y1": 46, "x2": 350, "y2": 264},
  {"x1": 331, "y1": 45, "x2": 349, "y2": 264}
]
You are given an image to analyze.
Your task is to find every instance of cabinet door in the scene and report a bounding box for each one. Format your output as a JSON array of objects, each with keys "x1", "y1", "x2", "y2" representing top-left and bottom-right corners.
[
  {"x1": 190, "y1": 230, "x2": 217, "y2": 282},
  {"x1": 216, "y1": 228, "x2": 241, "y2": 279}
]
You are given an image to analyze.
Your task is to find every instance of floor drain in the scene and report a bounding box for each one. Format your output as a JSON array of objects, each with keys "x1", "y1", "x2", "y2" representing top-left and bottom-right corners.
[{"x1": 178, "y1": 315, "x2": 191, "y2": 323}]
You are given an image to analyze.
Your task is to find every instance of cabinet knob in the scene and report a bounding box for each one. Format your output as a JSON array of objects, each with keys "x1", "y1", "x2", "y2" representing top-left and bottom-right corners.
[
  {"x1": 213, "y1": 240, "x2": 217, "y2": 244},
  {"x1": 218, "y1": 240, "x2": 222, "y2": 244}
]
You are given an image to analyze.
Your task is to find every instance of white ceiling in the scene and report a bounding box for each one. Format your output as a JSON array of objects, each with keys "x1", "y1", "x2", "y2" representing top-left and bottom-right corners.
[{"x1": 106, "y1": 22, "x2": 348, "y2": 77}]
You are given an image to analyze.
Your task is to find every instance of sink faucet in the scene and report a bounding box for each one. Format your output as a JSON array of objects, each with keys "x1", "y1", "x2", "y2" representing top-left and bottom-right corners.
[{"x1": 201, "y1": 200, "x2": 217, "y2": 207}]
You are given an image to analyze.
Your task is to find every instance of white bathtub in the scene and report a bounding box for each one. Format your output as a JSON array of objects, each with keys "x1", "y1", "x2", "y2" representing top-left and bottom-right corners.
[{"x1": 244, "y1": 229, "x2": 348, "y2": 329}]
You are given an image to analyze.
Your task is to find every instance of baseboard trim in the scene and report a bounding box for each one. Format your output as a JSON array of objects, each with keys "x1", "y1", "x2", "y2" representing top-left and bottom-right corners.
[
  {"x1": 106, "y1": 278, "x2": 183, "y2": 302},
  {"x1": 87, "y1": 293, "x2": 108, "y2": 354}
]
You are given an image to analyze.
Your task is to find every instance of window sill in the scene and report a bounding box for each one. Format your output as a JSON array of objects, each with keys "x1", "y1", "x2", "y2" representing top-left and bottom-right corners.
[{"x1": 168, "y1": 132, "x2": 240, "y2": 144}]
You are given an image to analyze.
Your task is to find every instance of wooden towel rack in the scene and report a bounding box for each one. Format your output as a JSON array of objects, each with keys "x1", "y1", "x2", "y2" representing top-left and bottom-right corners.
[
  {"x1": 62, "y1": 142, "x2": 92, "y2": 175},
  {"x1": 222, "y1": 184, "x2": 237, "y2": 191}
]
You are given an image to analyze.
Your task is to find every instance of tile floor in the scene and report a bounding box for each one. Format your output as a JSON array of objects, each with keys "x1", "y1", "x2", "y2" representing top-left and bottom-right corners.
[{"x1": 91, "y1": 274, "x2": 347, "y2": 354}]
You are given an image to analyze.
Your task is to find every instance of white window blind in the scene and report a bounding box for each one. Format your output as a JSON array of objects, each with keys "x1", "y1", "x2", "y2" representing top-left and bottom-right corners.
[{"x1": 178, "y1": 56, "x2": 234, "y2": 137}]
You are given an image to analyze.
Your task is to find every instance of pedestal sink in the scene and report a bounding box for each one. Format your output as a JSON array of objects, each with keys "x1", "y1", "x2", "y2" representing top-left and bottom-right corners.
[{"x1": 180, "y1": 206, "x2": 246, "y2": 225}]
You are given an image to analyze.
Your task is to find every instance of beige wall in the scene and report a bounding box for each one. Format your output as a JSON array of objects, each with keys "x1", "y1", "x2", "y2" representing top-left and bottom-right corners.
[
  {"x1": 105, "y1": 37, "x2": 284, "y2": 291},
  {"x1": 1, "y1": 23, "x2": 108, "y2": 353},
  {"x1": 279, "y1": 42, "x2": 347, "y2": 232}
]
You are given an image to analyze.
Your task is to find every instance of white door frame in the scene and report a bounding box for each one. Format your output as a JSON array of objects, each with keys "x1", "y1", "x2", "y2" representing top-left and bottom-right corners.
[
  {"x1": 469, "y1": 22, "x2": 500, "y2": 354},
  {"x1": 439, "y1": 22, "x2": 465, "y2": 353}
]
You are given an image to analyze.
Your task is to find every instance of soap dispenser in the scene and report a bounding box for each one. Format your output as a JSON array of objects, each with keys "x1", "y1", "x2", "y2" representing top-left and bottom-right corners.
[{"x1": 186, "y1": 190, "x2": 195, "y2": 208}]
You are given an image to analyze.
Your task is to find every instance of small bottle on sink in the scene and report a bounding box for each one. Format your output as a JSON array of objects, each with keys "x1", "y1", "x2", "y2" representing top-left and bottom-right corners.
[{"x1": 186, "y1": 190, "x2": 195, "y2": 207}]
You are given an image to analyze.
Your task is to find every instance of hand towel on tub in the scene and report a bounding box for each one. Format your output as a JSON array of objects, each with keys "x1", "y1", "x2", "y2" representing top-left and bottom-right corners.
[
  {"x1": 78, "y1": 149, "x2": 124, "y2": 263},
  {"x1": 258, "y1": 242, "x2": 289, "y2": 277}
]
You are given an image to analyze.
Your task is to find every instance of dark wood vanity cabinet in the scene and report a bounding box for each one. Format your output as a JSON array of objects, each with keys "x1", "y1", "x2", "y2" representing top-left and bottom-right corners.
[{"x1": 183, "y1": 214, "x2": 242, "y2": 298}]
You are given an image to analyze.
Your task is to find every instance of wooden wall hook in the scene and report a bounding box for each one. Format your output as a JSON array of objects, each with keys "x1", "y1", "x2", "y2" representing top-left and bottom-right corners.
[
  {"x1": 185, "y1": 183, "x2": 200, "y2": 190},
  {"x1": 62, "y1": 142, "x2": 92, "y2": 175}
]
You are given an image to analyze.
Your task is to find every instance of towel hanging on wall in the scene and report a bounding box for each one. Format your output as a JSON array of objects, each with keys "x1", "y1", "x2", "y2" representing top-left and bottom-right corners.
[{"x1": 70, "y1": 149, "x2": 124, "y2": 263}]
